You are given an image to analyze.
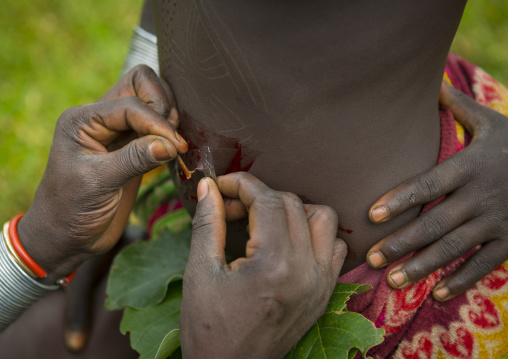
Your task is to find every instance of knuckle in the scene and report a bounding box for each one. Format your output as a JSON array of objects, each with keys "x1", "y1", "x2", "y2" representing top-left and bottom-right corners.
[
  {"x1": 395, "y1": 192, "x2": 412, "y2": 211},
  {"x1": 191, "y1": 210, "x2": 216, "y2": 233},
  {"x1": 385, "y1": 238, "x2": 411, "y2": 258},
  {"x1": 312, "y1": 205, "x2": 338, "y2": 228},
  {"x1": 266, "y1": 260, "x2": 291, "y2": 284},
  {"x1": 437, "y1": 234, "x2": 466, "y2": 260},
  {"x1": 415, "y1": 175, "x2": 440, "y2": 202},
  {"x1": 235, "y1": 171, "x2": 256, "y2": 182},
  {"x1": 260, "y1": 294, "x2": 287, "y2": 324},
  {"x1": 255, "y1": 191, "x2": 286, "y2": 212},
  {"x1": 463, "y1": 152, "x2": 487, "y2": 178},
  {"x1": 123, "y1": 95, "x2": 146, "y2": 109},
  {"x1": 281, "y1": 192, "x2": 303, "y2": 209},
  {"x1": 57, "y1": 105, "x2": 88, "y2": 136},
  {"x1": 133, "y1": 63, "x2": 156, "y2": 76},
  {"x1": 417, "y1": 215, "x2": 447, "y2": 239},
  {"x1": 121, "y1": 141, "x2": 152, "y2": 177},
  {"x1": 468, "y1": 256, "x2": 494, "y2": 280}
]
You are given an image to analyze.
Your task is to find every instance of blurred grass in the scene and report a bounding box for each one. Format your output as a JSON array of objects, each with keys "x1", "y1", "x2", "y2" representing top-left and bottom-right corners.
[
  {"x1": 451, "y1": 0, "x2": 508, "y2": 86},
  {"x1": 0, "y1": 0, "x2": 143, "y2": 220},
  {"x1": 0, "y1": 1, "x2": 507, "y2": 220}
]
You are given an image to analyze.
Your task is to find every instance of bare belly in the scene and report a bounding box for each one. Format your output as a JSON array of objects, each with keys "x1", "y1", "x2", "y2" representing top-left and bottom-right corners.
[{"x1": 153, "y1": 0, "x2": 466, "y2": 273}]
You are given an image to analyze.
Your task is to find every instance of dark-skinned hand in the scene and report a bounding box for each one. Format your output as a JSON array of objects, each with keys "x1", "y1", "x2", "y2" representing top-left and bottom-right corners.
[
  {"x1": 180, "y1": 172, "x2": 347, "y2": 359},
  {"x1": 17, "y1": 64, "x2": 187, "y2": 285},
  {"x1": 367, "y1": 81, "x2": 508, "y2": 302}
]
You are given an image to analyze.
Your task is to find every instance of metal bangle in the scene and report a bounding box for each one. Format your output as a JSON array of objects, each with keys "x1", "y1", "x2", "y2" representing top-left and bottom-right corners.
[
  {"x1": 122, "y1": 26, "x2": 160, "y2": 77},
  {"x1": 2, "y1": 222, "x2": 37, "y2": 279},
  {"x1": 0, "y1": 230, "x2": 58, "y2": 332}
]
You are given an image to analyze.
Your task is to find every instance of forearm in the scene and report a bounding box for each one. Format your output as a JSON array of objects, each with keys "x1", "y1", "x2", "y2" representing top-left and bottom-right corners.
[{"x1": 122, "y1": 0, "x2": 159, "y2": 76}]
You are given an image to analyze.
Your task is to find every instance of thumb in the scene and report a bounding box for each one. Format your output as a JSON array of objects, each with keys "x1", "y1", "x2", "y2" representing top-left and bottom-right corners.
[
  {"x1": 189, "y1": 178, "x2": 227, "y2": 269},
  {"x1": 330, "y1": 238, "x2": 348, "y2": 282},
  {"x1": 104, "y1": 135, "x2": 177, "y2": 188},
  {"x1": 439, "y1": 81, "x2": 483, "y2": 134}
]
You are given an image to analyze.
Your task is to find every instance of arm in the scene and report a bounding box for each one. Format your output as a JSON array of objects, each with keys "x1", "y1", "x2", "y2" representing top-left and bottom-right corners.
[
  {"x1": 121, "y1": 0, "x2": 159, "y2": 76},
  {"x1": 0, "y1": 65, "x2": 183, "y2": 331}
]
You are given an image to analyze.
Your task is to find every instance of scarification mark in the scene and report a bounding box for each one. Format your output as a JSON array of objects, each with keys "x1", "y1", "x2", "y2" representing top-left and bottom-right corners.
[
  {"x1": 211, "y1": 93, "x2": 245, "y2": 126},
  {"x1": 196, "y1": 0, "x2": 268, "y2": 112}
]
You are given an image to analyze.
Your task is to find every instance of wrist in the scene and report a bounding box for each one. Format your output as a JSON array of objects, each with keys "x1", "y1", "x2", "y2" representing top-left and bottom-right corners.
[{"x1": 16, "y1": 212, "x2": 85, "y2": 285}]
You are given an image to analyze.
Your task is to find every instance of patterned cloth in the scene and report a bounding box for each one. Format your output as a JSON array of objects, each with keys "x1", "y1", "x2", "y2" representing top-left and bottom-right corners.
[{"x1": 132, "y1": 53, "x2": 508, "y2": 359}]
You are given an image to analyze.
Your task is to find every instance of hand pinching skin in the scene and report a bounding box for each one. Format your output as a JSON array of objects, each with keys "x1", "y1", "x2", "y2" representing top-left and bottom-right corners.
[
  {"x1": 18, "y1": 65, "x2": 187, "y2": 285},
  {"x1": 180, "y1": 172, "x2": 347, "y2": 359}
]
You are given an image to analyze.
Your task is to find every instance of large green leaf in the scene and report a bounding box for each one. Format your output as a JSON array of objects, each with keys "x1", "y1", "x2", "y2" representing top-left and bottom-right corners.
[
  {"x1": 105, "y1": 223, "x2": 191, "y2": 310},
  {"x1": 155, "y1": 329, "x2": 180, "y2": 359},
  {"x1": 120, "y1": 281, "x2": 182, "y2": 359},
  {"x1": 284, "y1": 283, "x2": 384, "y2": 359}
]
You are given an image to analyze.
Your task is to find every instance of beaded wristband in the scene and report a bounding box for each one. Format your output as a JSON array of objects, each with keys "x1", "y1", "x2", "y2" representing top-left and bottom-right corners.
[{"x1": 8, "y1": 215, "x2": 76, "y2": 287}]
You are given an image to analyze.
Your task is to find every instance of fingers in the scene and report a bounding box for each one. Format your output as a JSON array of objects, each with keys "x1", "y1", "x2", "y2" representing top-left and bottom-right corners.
[
  {"x1": 223, "y1": 198, "x2": 248, "y2": 222},
  {"x1": 433, "y1": 240, "x2": 508, "y2": 301},
  {"x1": 62, "y1": 96, "x2": 187, "y2": 154},
  {"x1": 281, "y1": 193, "x2": 312, "y2": 251},
  {"x1": 304, "y1": 204, "x2": 342, "y2": 277},
  {"x1": 64, "y1": 259, "x2": 99, "y2": 353},
  {"x1": 369, "y1": 82, "x2": 498, "y2": 225},
  {"x1": 217, "y1": 172, "x2": 291, "y2": 258},
  {"x1": 367, "y1": 191, "x2": 475, "y2": 268},
  {"x1": 100, "y1": 65, "x2": 173, "y2": 120},
  {"x1": 368, "y1": 151, "x2": 472, "y2": 224},
  {"x1": 331, "y1": 239, "x2": 348, "y2": 282},
  {"x1": 384, "y1": 217, "x2": 491, "y2": 290},
  {"x1": 104, "y1": 135, "x2": 178, "y2": 187},
  {"x1": 189, "y1": 178, "x2": 227, "y2": 269},
  {"x1": 439, "y1": 82, "x2": 485, "y2": 135}
]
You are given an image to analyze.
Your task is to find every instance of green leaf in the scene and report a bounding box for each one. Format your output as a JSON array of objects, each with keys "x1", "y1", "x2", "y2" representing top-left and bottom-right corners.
[
  {"x1": 155, "y1": 329, "x2": 180, "y2": 359},
  {"x1": 105, "y1": 225, "x2": 191, "y2": 310},
  {"x1": 284, "y1": 283, "x2": 384, "y2": 359},
  {"x1": 120, "y1": 281, "x2": 182, "y2": 359}
]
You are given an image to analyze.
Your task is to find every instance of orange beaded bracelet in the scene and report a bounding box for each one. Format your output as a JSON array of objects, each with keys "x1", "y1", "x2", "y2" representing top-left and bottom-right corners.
[{"x1": 9, "y1": 214, "x2": 76, "y2": 287}]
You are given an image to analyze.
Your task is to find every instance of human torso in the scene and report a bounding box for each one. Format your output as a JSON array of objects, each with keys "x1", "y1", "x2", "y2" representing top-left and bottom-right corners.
[{"x1": 152, "y1": 0, "x2": 467, "y2": 273}]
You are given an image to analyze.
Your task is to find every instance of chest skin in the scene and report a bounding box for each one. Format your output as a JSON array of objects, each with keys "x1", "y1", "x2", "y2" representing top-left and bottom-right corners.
[{"x1": 152, "y1": 0, "x2": 467, "y2": 274}]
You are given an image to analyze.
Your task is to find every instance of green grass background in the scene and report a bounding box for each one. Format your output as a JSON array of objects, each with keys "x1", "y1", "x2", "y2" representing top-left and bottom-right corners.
[{"x1": 0, "y1": 1, "x2": 507, "y2": 220}]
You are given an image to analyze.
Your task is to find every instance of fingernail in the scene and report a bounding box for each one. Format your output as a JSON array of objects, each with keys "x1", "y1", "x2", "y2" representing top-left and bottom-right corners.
[
  {"x1": 176, "y1": 132, "x2": 187, "y2": 146},
  {"x1": 434, "y1": 286, "x2": 450, "y2": 301},
  {"x1": 65, "y1": 330, "x2": 87, "y2": 352},
  {"x1": 367, "y1": 251, "x2": 386, "y2": 268},
  {"x1": 149, "y1": 139, "x2": 171, "y2": 161},
  {"x1": 371, "y1": 205, "x2": 389, "y2": 223},
  {"x1": 390, "y1": 270, "x2": 407, "y2": 288},
  {"x1": 197, "y1": 178, "x2": 209, "y2": 202}
]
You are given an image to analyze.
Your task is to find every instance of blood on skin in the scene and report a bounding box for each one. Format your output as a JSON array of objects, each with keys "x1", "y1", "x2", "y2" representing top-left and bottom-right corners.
[{"x1": 338, "y1": 226, "x2": 354, "y2": 234}]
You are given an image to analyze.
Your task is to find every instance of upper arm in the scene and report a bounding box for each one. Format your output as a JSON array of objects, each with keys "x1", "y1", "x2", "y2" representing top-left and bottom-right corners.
[{"x1": 139, "y1": 0, "x2": 155, "y2": 34}]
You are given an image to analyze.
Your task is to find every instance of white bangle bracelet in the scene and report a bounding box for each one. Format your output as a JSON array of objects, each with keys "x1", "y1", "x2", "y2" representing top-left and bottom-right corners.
[
  {"x1": 0, "y1": 229, "x2": 58, "y2": 332},
  {"x1": 122, "y1": 26, "x2": 160, "y2": 77}
]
